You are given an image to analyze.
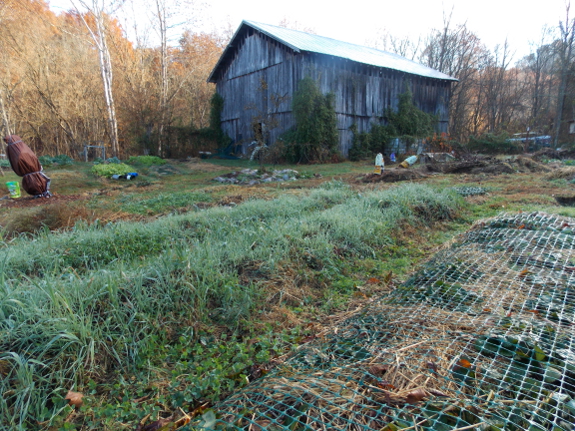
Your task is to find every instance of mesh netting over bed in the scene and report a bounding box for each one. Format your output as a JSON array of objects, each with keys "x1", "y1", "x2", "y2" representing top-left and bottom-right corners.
[{"x1": 195, "y1": 212, "x2": 575, "y2": 431}]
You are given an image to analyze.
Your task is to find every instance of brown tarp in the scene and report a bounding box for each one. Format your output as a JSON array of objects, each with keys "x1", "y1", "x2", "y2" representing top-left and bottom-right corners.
[{"x1": 3, "y1": 135, "x2": 51, "y2": 197}]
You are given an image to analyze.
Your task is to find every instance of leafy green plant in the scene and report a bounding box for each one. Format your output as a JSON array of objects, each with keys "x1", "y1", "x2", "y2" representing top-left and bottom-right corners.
[
  {"x1": 38, "y1": 155, "x2": 54, "y2": 166},
  {"x1": 38, "y1": 154, "x2": 74, "y2": 166},
  {"x1": 281, "y1": 76, "x2": 341, "y2": 163},
  {"x1": 348, "y1": 88, "x2": 434, "y2": 160},
  {"x1": 385, "y1": 87, "x2": 436, "y2": 139},
  {"x1": 91, "y1": 163, "x2": 134, "y2": 178},
  {"x1": 127, "y1": 155, "x2": 167, "y2": 166}
]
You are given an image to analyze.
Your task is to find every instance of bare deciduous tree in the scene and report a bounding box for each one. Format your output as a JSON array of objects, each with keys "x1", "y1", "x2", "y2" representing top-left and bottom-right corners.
[
  {"x1": 552, "y1": 3, "x2": 575, "y2": 148},
  {"x1": 71, "y1": 0, "x2": 123, "y2": 157},
  {"x1": 420, "y1": 16, "x2": 488, "y2": 141}
]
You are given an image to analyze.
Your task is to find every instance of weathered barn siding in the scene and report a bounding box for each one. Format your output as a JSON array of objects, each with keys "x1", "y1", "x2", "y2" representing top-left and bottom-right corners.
[
  {"x1": 216, "y1": 33, "x2": 297, "y2": 152},
  {"x1": 212, "y1": 24, "x2": 454, "y2": 156}
]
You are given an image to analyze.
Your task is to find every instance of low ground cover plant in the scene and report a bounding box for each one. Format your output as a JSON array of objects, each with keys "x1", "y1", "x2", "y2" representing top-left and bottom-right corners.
[
  {"x1": 38, "y1": 155, "x2": 74, "y2": 166},
  {"x1": 127, "y1": 155, "x2": 167, "y2": 166},
  {"x1": 0, "y1": 181, "x2": 464, "y2": 429},
  {"x1": 91, "y1": 162, "x2": 134, "y2": 178}
]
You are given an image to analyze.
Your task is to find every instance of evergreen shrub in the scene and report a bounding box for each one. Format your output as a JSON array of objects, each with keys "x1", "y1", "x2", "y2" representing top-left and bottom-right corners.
[
  {"x1": 467, "y1": 133, "x2": 521, "y2": 154},
  {"x1": 281, "y1": 77, "x2": 341, "y2": 163},
  {"x1": 348, "y1": 88, "x2": 435, "y2": 161}
]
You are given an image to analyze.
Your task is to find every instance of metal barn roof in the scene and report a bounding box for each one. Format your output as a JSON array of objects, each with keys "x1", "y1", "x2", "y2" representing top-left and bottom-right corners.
[{"x1": 208, "y1": 20, "x2": 457, "y2": 82}]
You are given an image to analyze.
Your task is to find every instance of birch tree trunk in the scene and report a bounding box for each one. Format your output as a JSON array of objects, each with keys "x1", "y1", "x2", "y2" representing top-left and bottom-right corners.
[
  {"x1": 0, "y1": 87, "x2": 11, "y2": 137},
  {"x1": 155, "y1": 0, "x2": 168, "y2": 157},
  {"x1": 72, "y1": 0, "x2": 120, "y2": 157}
]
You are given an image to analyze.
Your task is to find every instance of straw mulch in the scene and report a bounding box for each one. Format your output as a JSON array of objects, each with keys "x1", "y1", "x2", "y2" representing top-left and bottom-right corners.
[{"x1": 195, "y1": 212, "x2": 575, "y2": 430}]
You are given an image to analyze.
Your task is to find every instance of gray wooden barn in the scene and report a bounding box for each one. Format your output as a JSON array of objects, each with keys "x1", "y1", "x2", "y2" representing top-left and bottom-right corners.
[{"x1": 208, "y1": 21, "x2": 457, "y2": 157}]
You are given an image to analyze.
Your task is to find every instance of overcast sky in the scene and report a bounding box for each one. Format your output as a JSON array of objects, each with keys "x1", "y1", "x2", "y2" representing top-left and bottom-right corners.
[{"x1": 48, "y1": 0, "x2": 572, "y2": 61}]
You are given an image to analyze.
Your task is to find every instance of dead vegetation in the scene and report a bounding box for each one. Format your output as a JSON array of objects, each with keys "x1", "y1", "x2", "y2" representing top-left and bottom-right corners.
[
  {"x1": 423, "y1": 154, "x2": 550, "y2": 175},
  {"x1": 207, "y1": 212, "x2": 575, "y2": 431},
  {"x1": 361, "y1": 169, "x2": 428, "y2": 183},
  {"x1": 360, "y1": 154, "x2": 552, "y2": 184},
  {"x1": 543, "y1": 166, "x2": 575, "y2": 180}
]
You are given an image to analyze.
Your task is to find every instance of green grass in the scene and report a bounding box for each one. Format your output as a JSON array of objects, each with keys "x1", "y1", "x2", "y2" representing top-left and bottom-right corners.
[
  {"x1": 115, "y1": 190, "x2": 214, "y2": 215},
  {"x1": 0, "y1": 181, "x2": 466, "y2": 429},
  {"x1": 2, "y1": 158, "x2": 575, "y2": 430}
]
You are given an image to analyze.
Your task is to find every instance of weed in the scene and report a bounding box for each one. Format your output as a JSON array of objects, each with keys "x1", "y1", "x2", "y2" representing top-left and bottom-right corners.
[
  {"x1": 127, "y1": 155, "x2": 167, "y2": 166},
  {"x1": 91, "y1": 163, "x2": 134, "y2": 178}
]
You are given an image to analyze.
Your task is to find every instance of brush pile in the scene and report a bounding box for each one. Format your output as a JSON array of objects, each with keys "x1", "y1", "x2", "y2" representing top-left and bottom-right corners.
[
  {"x1": 424, "y1": 155, "x2": 549, "y2": 175},
  {"x1": 194, "y1": 212, "x2": 575, "y2": 431}
]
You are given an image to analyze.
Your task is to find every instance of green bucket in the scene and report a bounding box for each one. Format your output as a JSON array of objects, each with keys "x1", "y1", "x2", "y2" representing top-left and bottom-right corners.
[{"x1": 6, "y1": 181, "x2": 21, "y2": 199}]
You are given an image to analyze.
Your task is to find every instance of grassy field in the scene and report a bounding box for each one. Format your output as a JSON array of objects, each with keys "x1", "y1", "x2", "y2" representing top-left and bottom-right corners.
[{"x1": 1, "y1": 156, "x2": 575, "y2": 430}]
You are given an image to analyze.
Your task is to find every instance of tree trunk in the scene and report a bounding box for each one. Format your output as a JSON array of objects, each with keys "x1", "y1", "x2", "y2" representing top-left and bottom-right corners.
[
  {"x1": 74, "y1": 0, "x2": 120, "y2": 158},
  {"x1": 553, "y1": 7, "x2": 575, "y2": 149},
  {"x1": 96, "y1": 10, "x2": 119, "y2": 157},
  {"x1": 155, "y1": 0, "x2": 168, "y2": 157}
]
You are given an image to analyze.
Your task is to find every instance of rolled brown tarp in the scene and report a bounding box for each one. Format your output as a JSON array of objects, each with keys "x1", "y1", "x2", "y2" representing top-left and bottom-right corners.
[{"x1": 3, "y1": 135, "x2": 51, "y2": 197}]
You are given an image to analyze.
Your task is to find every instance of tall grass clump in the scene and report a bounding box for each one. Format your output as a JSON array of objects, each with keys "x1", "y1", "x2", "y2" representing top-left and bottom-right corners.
[{"x1": 0, "y1": 182, "x2": 464, "y2": 429}]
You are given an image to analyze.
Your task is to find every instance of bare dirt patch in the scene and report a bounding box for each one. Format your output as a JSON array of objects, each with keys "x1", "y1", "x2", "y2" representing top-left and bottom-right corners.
[
  {"x1": 361, "y1": 168, "x2": 428, "y2": 183},
  {"x1": 0, "y1": 193, "x2": 88, "y2": 209},
  {"x1": 184, "y1": 159, "x2": 231, "y2": 172}
]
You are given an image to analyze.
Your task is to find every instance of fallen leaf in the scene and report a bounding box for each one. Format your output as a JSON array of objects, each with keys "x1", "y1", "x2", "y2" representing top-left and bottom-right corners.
[
  {"x1": 300, "y1": 335, "x2": 316, "y2": 343},
  {"x1": 173, "y1": 415, "x2": 191, "y2": 428},
  {"x1": 384, "y1": 271, "x2": 393, "y2": 284},
  {"x1": 137, "y1": 416, "x2": 173, "y2": 431},
  {"x1": 458, "y1": 359, "x2": 472, "y2": 369},
  {"x1": 377, "y1": 380, "x2": 396, "y2": 390},
  {"x1": 526, "y1": 309, "x2": 540, "y2": 315},
  {"x1": 406, "y1": 388, "x2": 427, "y2": 404},
  {"x1": 518, "y1": 269, "x2": 530, "y2": 277},
  {"x1": 65, "y1": 390, "x2": 84, "y2": 408},
  {"x1": 367, "y1": 277, "x2": 380, "y2": 284},
  {"x1": 369, "y1": 364, "x2": 389, "y2": 376},
  {"x1": 250, "y1": 420, "x2": 272, "y2": 430},
  {"x1": 427, "y1": 388, "x2": 449, "y2": 397},
  {"x1": 518, "y1": 224, "x2": 525, "y2": 229},
  {"x1": 189, "y1": 402, "x2": 210, "y2": 419},
  {"x1": 426, "y1": 361, "x2": 438, "y2": 372}
]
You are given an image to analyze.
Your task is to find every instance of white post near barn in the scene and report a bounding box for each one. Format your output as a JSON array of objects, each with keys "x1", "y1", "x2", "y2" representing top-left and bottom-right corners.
[{"x1": 374, "y1": 153, "x2": 384, "y2": 174}]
